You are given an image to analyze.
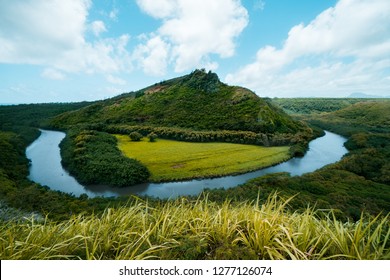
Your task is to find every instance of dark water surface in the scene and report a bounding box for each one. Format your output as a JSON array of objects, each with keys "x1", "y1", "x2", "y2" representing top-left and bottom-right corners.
[{"x1": 26, "y1": 130, "x2": 348, "y2": 199}]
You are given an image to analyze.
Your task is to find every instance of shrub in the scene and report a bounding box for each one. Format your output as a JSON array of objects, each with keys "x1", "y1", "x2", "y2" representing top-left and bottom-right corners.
[
  {"x1": 129, "y1": 131, "x2": 143, "y2": 141},
  {"x1": 147, "y1": 132, "x2": 158, "y2": 142}
]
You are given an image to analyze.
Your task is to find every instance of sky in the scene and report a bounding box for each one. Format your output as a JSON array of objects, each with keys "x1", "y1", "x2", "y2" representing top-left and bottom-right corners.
[{"x1": 0, "y1": 0, "x2": 389, "y2": 104}]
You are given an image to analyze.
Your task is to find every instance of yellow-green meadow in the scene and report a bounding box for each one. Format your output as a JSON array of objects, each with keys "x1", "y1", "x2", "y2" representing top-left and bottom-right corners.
[{"x1": 116, "y1": 135, "x2": 290, "y2": 182}]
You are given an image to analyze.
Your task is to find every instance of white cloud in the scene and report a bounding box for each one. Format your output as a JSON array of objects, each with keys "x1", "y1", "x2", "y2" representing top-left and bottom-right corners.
[
  {"x1": 0, "y1": 0, "x2": 132, "y2": 75},
  {"x1": 0, "y1": 0, "x2": 89, "y2": 64},
  {"x1": 136, "y1": 0, "x2": 177, "y2": 19},
  {"x1": 133, "y1": 35, "x2": 170, "y2": 76},
  {"x1": 135, "y1": 0, "x2": 248, "y2": 73},
  {"x1": 90, "y1": 21, "x2": 107, "y2": 37},
  {"x1": 41, "y1": 68, "x2": 66, "y2": 80},
  {"x1": 106, "y1": 74, "x2": 127, "y2": 85},
  {"x1": 226, "y1": 0, "x2": 390, "y2": 97}
]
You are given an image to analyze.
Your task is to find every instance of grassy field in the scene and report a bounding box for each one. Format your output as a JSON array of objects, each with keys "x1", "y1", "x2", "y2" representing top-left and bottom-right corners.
[{"x1": 116, "y1": 135, "x2": 290, "y2": 182}]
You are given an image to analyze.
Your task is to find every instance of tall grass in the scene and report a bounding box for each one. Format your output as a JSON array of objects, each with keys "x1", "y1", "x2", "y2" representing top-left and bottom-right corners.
[{"x1": 0, "y1": 194, "x2": 388, "y2": 260}]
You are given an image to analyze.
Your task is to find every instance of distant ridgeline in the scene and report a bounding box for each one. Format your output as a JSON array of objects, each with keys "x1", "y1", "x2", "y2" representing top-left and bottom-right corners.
[
  {"x1": 49, "y1": 69, "x2": 316, "y2": 187},
  {"x1": 50, "y1": 69, "x2": 313, "y2": 145}
]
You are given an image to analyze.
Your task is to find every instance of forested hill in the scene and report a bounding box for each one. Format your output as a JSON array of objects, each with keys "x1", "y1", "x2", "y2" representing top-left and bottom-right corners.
[
  {"x1": 302, "y1": 100, "x2": 390, "y2": 136},
  {"x1": 272, "y1": 97, "x2": 390, "y2": 115},
  {"x1": 50, "y1": 69, "x2": 307, "y2": 134}
]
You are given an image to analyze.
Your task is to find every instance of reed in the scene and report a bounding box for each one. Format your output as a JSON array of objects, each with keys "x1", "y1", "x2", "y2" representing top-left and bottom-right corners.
[{"x1": 0, "y1": 194, "x2": 388, "y2": 260}]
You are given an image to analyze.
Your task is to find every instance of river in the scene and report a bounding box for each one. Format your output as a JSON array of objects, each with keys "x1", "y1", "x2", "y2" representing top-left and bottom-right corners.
[{"x1": 26, "y1": 130, "x2": 348, "y2": 199}]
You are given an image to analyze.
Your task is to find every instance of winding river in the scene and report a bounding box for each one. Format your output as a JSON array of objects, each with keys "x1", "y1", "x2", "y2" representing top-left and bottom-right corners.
[{"x1": 26, "y1": 130, "x2": 348, "y2": 199}]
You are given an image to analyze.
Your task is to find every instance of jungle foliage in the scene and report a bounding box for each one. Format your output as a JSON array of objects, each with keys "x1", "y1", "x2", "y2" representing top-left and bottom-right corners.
[
  {"x1": 272, "y1": 98, "x2": 380, "y2": 115},
  {"x1": 305, "y1": 100, "x2": 390, "y2": 135},
  {"x1": 60, "y1": 129, "x2": 150, "y2": 187},
  {"x1": 202, "y1": 99, "x2": 390, "y2": 221},
  {"x1": 103, "y1": 124, "x2": 314, "y2": 148},
  {"x1": 0, "y1": 102, "x2": 91, "y2": 133}
]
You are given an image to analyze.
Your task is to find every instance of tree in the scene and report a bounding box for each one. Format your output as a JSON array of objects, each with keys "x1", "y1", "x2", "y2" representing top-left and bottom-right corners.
[
  {"x1": 147, "y1": 132, "x2": 157, "y2": 142},
  {"x1": 129, "y1": 131, "x2": 143, "y2": 141}
]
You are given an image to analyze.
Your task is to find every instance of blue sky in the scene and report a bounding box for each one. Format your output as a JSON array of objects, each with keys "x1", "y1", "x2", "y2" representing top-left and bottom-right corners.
[{"x1": 1, "y1": 0, "x2": 389, "y2": 104}]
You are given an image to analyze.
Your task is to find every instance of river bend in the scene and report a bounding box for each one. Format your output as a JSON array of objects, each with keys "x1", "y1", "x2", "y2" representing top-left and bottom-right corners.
[{"x1": 26, "y1": 130, "x2": 348, "y2": 199}]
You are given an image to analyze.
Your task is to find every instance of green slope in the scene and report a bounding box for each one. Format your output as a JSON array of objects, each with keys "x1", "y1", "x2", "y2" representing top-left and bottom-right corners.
[
  {"x1": 50, "y1": 70, "x2": 307, "y2": 134},
  {"x1": 308, "y1": 100, "x2": 390, "y2": 135},
  {"x1": 272, "y1": 98, "x2": 371, "y2": 115}
]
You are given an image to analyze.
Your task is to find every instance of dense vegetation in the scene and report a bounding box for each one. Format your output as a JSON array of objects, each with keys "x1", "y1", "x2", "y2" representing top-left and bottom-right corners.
[
  {"x1": 306, "y1": 100, "x2": 390, "y2": 135},
  {"x1": 0, "y1": 102, "x2": 91, "y2": 140},
  {"x1": 272, "y1": 98, "x2": 377, "y2": 115},
  {"x1": 60, "y1": 129, "x2": 150, "y2": 187},
  {"x1": 202, "y1": 99, "x2": 390, "y2": 220},
  {"x1": 1, "y1": 195, "x2": 388, "y2": 260},
  {"x1": 50, "y1": 70, "x2": 308, "y2": 135},
  {"x1": 116, "y1": 135, "x2": 290, "y2": 182},
  {"x1": 103, "y1": 124, "x2": 315, "y2": 148},
  {"x1": 204, "y1": 170, "x2": 390, "y2": 221}
]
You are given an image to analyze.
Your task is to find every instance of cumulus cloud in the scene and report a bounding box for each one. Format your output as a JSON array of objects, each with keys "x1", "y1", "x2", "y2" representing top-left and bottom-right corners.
[
  {"x1": 0, "y1": 0, "x2": 132, "y2": 75},
  {"x1": 226, "y1": 0, "x2": 390, "y2": 97},
  {"x1": 132, "y1": 35, "x2": 170, "y2": 76},
  {"x1": 0, "y1": 0, "x2": 89, "y2": 64},
  {"x1": 136, "y1": 0, "x2": 177, "y2": 19},
  {"x1": 135, "y1": 0, "x2": 248, "y2": 74}
]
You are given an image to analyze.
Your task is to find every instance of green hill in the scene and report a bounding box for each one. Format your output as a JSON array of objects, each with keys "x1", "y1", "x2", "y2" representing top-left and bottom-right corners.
[
  {"x1": 272, "y1": 98, "x2": 368, "y2": 115},
  {"x1": 330, "y1": 101, "x2": 390, "y2": 130},
  {"x1": 50, "y1": 69, "x2": 307, "y2": 135},
  {"x1": 47, "y1": 70, "x2": 316, "y2": 187},
  {"x1": 307, "y1": 100, "x2": 390, "y2": 135}
]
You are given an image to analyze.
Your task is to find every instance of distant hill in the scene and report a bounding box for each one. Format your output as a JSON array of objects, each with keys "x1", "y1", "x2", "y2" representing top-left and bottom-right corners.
[
  {"x1": 330, "y1": 101, "x2": 390, "y2": 130},
  {"x1": 51, "y1": 69, "x2": 307, "y2": 135},
  {"x1": 272, "y1": 98, "x2": 365, "y2": 115},
  {"x1": 0, "y1": 102, "x2": 93, "y2": 128},
  {"x1": 308, "y1": 100, "x2": 390, "y2": 135}
]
